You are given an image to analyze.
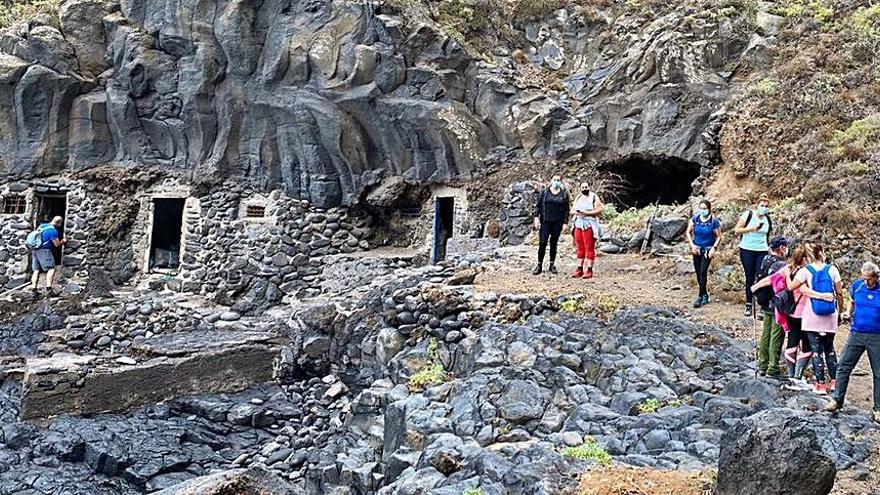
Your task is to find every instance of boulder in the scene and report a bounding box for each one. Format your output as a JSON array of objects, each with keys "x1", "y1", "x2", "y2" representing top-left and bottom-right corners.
[
  {"x1": 650, "y1": 217, "x2": 688, "y2": 243},
  {"x1": 717, "y1": 409, "x2": 836, "y2": 495}
]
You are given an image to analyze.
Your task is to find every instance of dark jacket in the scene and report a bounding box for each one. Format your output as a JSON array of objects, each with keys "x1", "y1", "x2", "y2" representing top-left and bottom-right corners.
[{"x1": 534, "y1": 188, "x2": 570, "y2": 224}]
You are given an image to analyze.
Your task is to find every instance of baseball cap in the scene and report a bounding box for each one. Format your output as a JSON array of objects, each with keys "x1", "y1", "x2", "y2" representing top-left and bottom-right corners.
[{"x1": 769, "y1": 236, "x2": 789, "y2": 249}]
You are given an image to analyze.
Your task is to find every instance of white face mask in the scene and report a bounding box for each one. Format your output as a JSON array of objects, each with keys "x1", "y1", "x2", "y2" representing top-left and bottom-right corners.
[{"x1": 551, "y1": 179, "x2": 562, "y2": 189}]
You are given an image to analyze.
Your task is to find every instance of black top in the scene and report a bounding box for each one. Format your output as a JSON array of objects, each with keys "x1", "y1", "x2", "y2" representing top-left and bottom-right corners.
[{"x1": 535, "y1": 188, "x2": 570, "y2": 224}]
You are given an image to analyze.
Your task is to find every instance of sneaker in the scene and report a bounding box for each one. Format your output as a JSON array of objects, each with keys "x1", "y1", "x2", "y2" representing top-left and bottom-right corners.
[
  {"x1": 784, "y1": 378, "x2": 812, "y2": 391},
  {"x1": 702, "y1": 294, "x2": 710, "y2": 305},
  {"x1": 548, "y1": 264, "x2": 558, "y2": 274},
  {"x1": 571, "y1": 267, "x2": 584, "y2": 278},
  {"x1": 693, "y1": 296, "x2": 704, "y2": 308},
  {"x1": 583, "y1": 269, "x2": 594, "y2": 279},
  {"x1": 823, "y1": 400, "x2": 841, "y2": 413},
  {"x1": 829, "y1": 379, "x2": 837, "y2": 392},
  {"x1": 743, "y1": 303, "x2": 753, "y2": 317},
  {"x1": 532, "y1": 264, "x2": 543, "y2": 275},
  {"x1": 814, "y1": 383, "x2": 828, "y2": 395}
]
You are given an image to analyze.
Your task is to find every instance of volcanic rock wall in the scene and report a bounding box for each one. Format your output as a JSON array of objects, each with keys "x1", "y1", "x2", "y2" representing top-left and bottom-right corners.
[{"x1": 0, "y1": 0, "x2": 758, "y2": 208}]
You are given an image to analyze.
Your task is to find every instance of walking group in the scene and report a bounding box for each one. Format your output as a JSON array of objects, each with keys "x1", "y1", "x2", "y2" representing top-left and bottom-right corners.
[
  {"x1": 532, "y1": 176, "x2": 880, "y2": 422},
  {"x1": 688, "y1": 195, "x2": 880, "y2": 421}
]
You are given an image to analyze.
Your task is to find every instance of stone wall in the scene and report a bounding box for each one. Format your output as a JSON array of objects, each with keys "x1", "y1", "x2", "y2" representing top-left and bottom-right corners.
[
  {"x1": 1, "y1": 174, "x2": 372, "y2": 301},
  {"x1": 0, "y1": 178, "x2": 90, "y2": 291}
]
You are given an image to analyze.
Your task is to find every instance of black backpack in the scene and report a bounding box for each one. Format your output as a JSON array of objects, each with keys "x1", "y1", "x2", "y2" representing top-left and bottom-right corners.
[
  {"x1": 754, "y1": 256, "x2": 781, "y2": 309},
  {"x1": 771, "y1": 270, "x2": 802, "y2": 316}
]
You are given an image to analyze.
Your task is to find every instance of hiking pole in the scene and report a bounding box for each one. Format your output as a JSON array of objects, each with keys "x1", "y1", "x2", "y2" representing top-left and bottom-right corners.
[
  {"x1": 753, "y1": 308, "x2": 759, "y2": 379},
  {"x1": 0, "y1": 283, "x2": 29, "y2": 300}
]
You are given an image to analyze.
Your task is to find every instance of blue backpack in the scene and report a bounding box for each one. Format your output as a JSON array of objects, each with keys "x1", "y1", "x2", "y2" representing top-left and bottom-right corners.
[{"x1": 807, "y1": 265, "x2": 836, "y2": 316}]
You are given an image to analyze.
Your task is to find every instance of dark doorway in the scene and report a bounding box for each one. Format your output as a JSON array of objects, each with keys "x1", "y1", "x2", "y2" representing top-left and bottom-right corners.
[
  {"x1": 33, "y1": 193, "x2": 67, "y2": 266},
  {"x1": 599, "y1": 156, "x2": 701, "y2": 209},
  {"x1": 432, "y1": 197, "x2": 455, "y2": 263},
  {"x1": 149, "y1": 198, "x2": 185, "y2": 270}
]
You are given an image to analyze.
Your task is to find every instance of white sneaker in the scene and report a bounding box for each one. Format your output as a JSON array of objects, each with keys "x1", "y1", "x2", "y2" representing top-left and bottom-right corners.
[{"x1": 784, "y1": 378, "x2": 812, "y2": 391}]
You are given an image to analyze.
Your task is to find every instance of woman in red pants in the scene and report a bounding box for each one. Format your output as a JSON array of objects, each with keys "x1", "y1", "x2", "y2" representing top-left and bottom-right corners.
[{"x1": 570, "y1": 182, "x2": 605, "y2": 279}]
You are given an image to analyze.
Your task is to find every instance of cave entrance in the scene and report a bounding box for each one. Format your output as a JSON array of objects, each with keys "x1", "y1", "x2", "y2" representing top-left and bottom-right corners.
[
  {"x1": 32, "y1": 192, "x2": 67, "y2": 266},
  {"x1": 600, "y1": 156, "x2": 701, "y2": 209},
  {"x1": 432, "y1": 197, "x2": 455, "y2": 263},
  {"x1": 149, "y1": 198, "x2": 185, "y2": 271}
]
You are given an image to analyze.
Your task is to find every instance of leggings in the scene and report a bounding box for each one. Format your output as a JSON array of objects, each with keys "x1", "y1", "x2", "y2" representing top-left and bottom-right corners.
[
  {"x1": 573, "y1": 227, "x2": 596, "y2": 262},
  {"x1": 740, "y1": 248, "x2": 767, "y2": 304},
  {"x1": 807, "y1": 332, "x2": 838, "y2": 384},
  {"x1": 538, "y1": 221, "x2": 564, "y2": 265},
  {"x1": 784, "y1": 317, "x2": 812, "y2": 378},
  {"x1": 693, "y1": 248, "x2": 711, "y2": 297}
]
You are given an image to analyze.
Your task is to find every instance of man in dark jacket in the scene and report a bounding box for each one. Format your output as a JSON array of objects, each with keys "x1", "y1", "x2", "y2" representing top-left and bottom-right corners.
[{"x1": 532, "y1": 174, "x2": 569, "y2": 275}]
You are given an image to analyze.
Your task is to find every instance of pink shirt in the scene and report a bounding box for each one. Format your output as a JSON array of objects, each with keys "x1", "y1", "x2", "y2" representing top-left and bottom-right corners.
[{"x1": 794, "y1": 263, "x2": 841, "y2": 333}]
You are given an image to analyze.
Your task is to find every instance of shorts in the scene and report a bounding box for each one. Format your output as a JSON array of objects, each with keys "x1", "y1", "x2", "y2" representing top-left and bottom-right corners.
[{"x1": 32, "y1": 248, "x2": 55, "y2": 272}]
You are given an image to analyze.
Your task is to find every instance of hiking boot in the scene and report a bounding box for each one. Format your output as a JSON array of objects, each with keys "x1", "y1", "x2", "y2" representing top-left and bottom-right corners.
[
  {"x1": 743, "y1": 303, "x2": 753, "y2": 317},
  {"x1": 814, "y1": 383, "x2": 828, "y2": 395},
  {"x1": 583, "y1": 269, "x2": 594, "y2": 279},
  {"x1": 571, "y1": 267, "x2": 584, "y2": 278},
  {"x1": 548, "y1": 264, "x2": 558, "y2": 274},
  {"x1": 693, "y1": 297, "x2": 703, "y2": 308},
  {"x1": 823, "y1": 400, "x2": 842, "y2": 413},
  {"x1": 532, "y1": 264, "x2": 543, "y2": 275}
]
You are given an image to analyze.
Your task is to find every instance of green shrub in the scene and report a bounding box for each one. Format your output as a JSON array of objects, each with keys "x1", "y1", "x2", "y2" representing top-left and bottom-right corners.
[
  {"x1": 638, "y1": 398, "x2": 661, "y2": 415},
  {"x1": 602, "y1": 203, "x2": 652, "y2": 232},
  {"x1": 408, "y1": 337, "x2": 449, "y2": 392},
  {"x1": 0, "y1": 0, "x2": 63, "y2": 29},
  {"x1": 513, "y1": 0, "x2": 567, "y2": 22},
  {"x1": 560, "y1": 437, "x2": 612, "y2": 465},
  {"x1": 753, "y1": 78, "x2": 778, "y2": 96},
  {"x1": 828, "y1": 115, "x2": 880, "y2": 159},
  {"x1": 462, "y1": 489, "x2": 486, "y2": 495}
]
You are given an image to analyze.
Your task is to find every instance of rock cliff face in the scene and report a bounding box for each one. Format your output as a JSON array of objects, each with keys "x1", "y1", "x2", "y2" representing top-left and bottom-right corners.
[{"x1": 0, "y1": 0, "x2": 756, "y2": 207}]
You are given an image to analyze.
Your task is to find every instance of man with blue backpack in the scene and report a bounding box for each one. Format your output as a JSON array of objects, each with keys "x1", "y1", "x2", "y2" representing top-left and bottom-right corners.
[
  {"x1": 825, "y1": 261, "x2": 880, "y2": 423},
  {"x1": 26, "y1": 216, "x2": 67, "y2": 296}
]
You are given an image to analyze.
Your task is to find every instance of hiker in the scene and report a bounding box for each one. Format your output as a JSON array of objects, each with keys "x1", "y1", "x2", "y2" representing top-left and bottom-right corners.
[
  {"x1": 825, "y1": 261, "x2": 880, "y2": 422},
  {"x1": 788, "y1": 243, "x2": 844, "y2": 395},
  {"x1": 686, "y1": 199, "x2": 722, "y2": 308},
  {"x1": 532, "y1": 174, "x2": 569, "y2": 275},
  {"x1": 753, "y1": 245, "x2": 811, "y2": 385},
  {"x1": 749, "y1": 236, "x2": 789, "y2": 377},
  {"x1": 734, "y1": 195, "x2": 772, "y2": 316},
  {"x1": 570, "y1": 182, "x2": 604, "y2": 279},
  {"x1": 29, "y1": 216, "x2": 66, "y2": 296}
]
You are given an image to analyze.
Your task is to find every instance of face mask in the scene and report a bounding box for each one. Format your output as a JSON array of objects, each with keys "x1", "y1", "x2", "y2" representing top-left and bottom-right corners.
[
  {"x1": 551, "y1": 180, "x2": 562, "y2": 189},
  {"x1": 758, "y1": 206, "x2": 769, "y2": 215},
  {"x1": 699, "y1": 208, "x2": 710, "y2": 217},
  {"x1": 582, "y1": 189, "x2": 590, "y2": 195}
]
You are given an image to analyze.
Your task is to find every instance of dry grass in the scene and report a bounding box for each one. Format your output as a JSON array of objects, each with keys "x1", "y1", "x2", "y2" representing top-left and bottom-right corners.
[
  {"x1": 0, "y1": 0, "x2": 63, "y2": 29},
  {"x1": 579, "y1": 466, "x2": 715, "y2": 495}
]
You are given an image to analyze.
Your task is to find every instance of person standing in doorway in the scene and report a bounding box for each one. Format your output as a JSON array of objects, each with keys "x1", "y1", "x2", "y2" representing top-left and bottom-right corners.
[
  {"x1": 686, "y1": 199, "x2": 722, "y2": 308},
  {"x1": 789, "y1": 243, "x2": 844, "y2": 395},
  {"x1": 533, "y1": 174, "x2": 569, "y2": 275},
  {"x1": 29, "y1": 216, "x2": 66, "y2": 297},
  {"x1": 570, "y1": 182, "x2": 604, "y2": 279},
  {"x1": 734, "y1": 195, "x2": 772, "y2": 316},
  {"x1": 825, "y1": 262, "x2": 880, "y2": 423}
]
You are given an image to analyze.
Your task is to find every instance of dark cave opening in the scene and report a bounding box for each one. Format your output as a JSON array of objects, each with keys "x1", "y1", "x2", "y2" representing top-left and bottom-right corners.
[{"x1": 599, "y1": 155, "x2": 701, "y2": 209}]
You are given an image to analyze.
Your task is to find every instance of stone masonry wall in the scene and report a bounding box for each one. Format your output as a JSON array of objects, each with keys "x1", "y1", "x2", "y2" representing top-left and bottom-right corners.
[{"x1": 1, "y1": 175, "x2": 372, "y2": 301}]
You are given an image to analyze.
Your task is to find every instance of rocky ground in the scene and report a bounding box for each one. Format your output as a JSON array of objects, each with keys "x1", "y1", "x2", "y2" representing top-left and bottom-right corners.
[{"x1": 1, "y1": 244, "x2": 879, "y2": 494}]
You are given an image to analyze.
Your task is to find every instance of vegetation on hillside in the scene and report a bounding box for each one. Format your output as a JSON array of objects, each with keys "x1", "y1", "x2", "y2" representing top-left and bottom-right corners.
[
  {"x1": 720, "y1": 0, "x2": 880, "y2": 256},
  {"x1": 0, "y1": 0, "x2": 62, "y2": 29}
]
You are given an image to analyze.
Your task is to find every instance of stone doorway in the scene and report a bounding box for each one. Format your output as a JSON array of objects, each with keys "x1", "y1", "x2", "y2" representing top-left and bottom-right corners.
[
  {"x1": 432, "y1": 197, "x2": 455, "y2": 263},
  {"x1": 149, "y1": 198, "x2": 185, "y2": 271},
  {"x1": 33, "y1": 192, "x2": 67, "y2": 266}
]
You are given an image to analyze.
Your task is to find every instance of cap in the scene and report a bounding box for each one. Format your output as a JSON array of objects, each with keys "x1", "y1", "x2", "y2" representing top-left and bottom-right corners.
[{"x1": 770, "y1": 236, "x2": 789, "y2": 249}]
